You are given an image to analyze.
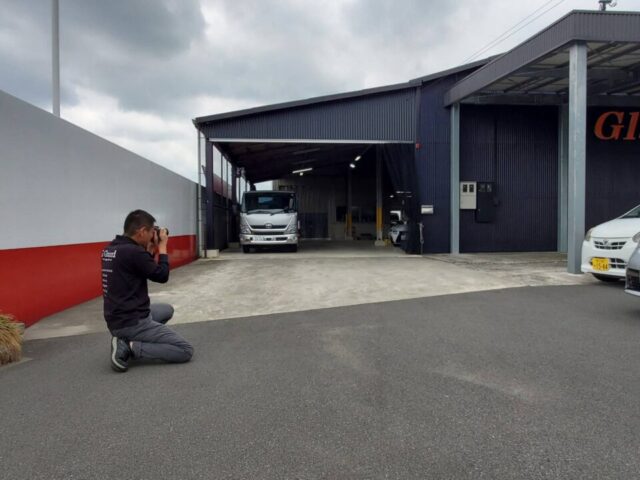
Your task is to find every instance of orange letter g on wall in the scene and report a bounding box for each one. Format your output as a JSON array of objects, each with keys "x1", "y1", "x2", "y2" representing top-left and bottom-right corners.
[{"x1": 594, "y1": 111, "x2": 625, "y2": 140}]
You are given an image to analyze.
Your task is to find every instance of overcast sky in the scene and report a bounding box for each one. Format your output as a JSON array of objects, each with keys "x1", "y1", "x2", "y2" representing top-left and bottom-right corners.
[{"x1": 1, "y1": 0, "x2": 633, "y2": 181}]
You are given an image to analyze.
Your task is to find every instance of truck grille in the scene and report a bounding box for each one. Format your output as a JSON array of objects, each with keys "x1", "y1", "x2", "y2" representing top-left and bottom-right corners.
[
  {"x1": 594, "y1": 239, "x2": 627, "y2": 250},
  {"x1": 626, "y1": 268, "x2": 640, "y2": 291},
  {"x1": 253, "y1": 224, "x2": 286, "y2": 229}
]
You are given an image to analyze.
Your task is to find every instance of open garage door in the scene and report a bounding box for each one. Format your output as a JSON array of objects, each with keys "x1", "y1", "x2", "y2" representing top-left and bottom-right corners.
[{"x1": 207, "y1": 140, "x2": 419, "y2": 253}]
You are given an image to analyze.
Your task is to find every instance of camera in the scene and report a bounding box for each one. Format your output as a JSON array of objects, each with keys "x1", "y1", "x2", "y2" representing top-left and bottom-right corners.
[{"x1": 153, "y1": 226, "x2": 169, "y2": 240}]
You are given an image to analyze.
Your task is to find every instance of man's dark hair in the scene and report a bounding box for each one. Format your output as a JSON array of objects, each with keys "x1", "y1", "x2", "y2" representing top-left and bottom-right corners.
[{"x1": 123, "y1": 210, "x2": 156, "y2": 236}]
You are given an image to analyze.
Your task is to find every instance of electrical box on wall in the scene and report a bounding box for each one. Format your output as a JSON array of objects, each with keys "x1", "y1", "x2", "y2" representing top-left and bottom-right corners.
[{"x1": 460, "y1": 181, "x2": 477, "y2": 210}]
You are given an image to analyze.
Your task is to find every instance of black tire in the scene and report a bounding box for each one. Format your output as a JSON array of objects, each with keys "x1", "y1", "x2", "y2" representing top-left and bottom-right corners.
[
  {"x1": 242, "y1": 245, "x2": 251, "y2": 253},
  {"x1": 593, "y1": 273, "x2": 619, "y2": 282},
  {"x1": 289, "y1": 244, "x2": 298, "y2": 253}
]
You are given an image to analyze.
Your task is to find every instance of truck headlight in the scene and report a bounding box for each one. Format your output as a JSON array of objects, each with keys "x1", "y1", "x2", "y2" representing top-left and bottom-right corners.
[
  {"x1": 632, "y1": 231, "x2": 640, "y2": 243},
  {"x1": 284, "y1": 223, "x2": 297, "y2": 234},
  {"x1": 240, "y1": 224, "x2": 251, "y2": 234}
]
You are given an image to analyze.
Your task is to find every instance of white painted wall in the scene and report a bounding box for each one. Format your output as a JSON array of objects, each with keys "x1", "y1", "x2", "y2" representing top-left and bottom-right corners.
[{"x1": 0, "y1": 89, "x2": 197, "y2": 250}]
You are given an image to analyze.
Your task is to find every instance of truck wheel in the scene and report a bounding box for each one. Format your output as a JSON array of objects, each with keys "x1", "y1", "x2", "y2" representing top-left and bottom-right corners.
[
  {"x1": 593, "y1": 274, "x2": 619, "y2": 282},
  {"x1": 242, "y1": 246, "x2": 251, "y2": 254}
]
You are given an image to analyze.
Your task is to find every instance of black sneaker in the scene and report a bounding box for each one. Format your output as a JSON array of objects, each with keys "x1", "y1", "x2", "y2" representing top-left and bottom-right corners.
[{"x1": 111, "y1": 337, "x2": 131, "y2": 372}]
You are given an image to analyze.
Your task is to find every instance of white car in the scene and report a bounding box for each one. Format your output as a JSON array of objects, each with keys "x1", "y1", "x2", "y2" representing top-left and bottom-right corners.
[
  {"x1": 389, "y1": 223, "x2": 408, "y2": 246},
  {"x1": 581, "y1": 204, "x2": 640, "y2": 281},
  {"x1": 625, "y1": 245, "x2": 640, "y2": 296}
]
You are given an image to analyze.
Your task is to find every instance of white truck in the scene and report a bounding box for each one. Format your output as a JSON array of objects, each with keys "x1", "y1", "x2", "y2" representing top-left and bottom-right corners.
[{"x1": 239, "y1": 190, "x2": 299, "y2": 253}]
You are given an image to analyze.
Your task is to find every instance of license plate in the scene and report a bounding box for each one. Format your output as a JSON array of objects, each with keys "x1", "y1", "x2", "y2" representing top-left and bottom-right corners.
[{"x1": 592, "y1": 258, "x2": 609, "y2": 271}]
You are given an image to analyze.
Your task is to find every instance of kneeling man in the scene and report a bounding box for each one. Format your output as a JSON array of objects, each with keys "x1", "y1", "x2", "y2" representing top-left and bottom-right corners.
[{"x1": 102, "y1": 209, "x2": 193, "y2": 372}]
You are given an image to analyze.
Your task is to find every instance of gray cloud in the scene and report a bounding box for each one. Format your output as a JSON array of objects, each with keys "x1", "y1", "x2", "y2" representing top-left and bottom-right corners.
[
  {"x1": 345, "y1": 0, "x2": 458, "y2": 45},
  {"x1": 0, "y1": 0, "x2": 592, "y2": 181},
  {"x1": 62, "y1": 0, "x2": 205, "y2": 57}
]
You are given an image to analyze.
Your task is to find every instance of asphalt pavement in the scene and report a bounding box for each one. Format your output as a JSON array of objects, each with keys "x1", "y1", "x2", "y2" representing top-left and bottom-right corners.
[{"x1": 2, "y1": 283, "x2": 640, "y2": 479}]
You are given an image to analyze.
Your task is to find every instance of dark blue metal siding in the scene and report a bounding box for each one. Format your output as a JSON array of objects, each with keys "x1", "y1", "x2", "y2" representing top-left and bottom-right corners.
[
  {"x1": 586, "y1": 108, "x2": 640, "y2": 229},
  {"x1": 200, "y1": 89, "x2": 416, "y2": 142},
  {"x1": 459, "y1": 106, "x2": 559, "y2": 253},
  {"x1": 416, "y1": 76, "x2": 467, "y2": 253}
]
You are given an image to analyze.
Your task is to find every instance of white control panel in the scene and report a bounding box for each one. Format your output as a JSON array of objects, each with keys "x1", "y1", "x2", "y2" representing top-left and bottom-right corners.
[{"x1": 460, "y1": 181, "x2": 477, "y2": 210}]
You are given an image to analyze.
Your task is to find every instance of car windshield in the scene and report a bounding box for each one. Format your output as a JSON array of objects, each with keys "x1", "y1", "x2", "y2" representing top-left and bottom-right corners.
[
  {"x1": 243, "y1": 193, "x2": 296, "y2": 214},
  {"x1": 622, "y1": 205, "x2": 640, "y2": 218}
]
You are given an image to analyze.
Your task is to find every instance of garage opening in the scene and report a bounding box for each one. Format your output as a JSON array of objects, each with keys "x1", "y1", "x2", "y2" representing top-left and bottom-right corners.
[{"x1": 207, "y1": 140, "x2": 420, "y2": 254}]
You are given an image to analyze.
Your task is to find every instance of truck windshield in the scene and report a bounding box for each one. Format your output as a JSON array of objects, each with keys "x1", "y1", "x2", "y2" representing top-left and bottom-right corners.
[
  {"x1": 622, "y1": 205, "x2": 640, "y2": 218},
  {"x1": 243, "y1": 194, "x2": 296, "y2": 213}
]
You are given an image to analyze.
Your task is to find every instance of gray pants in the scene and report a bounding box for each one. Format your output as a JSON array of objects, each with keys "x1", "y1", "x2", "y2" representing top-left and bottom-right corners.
[{"x1": 111, "y1": 304, "x2": 193, "y2": 363}]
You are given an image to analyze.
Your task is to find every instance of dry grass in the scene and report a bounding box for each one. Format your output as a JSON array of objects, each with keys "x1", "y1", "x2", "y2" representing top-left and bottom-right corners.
[{"x1": 0, "y1": 313, "x2": 22, "y2": 365}]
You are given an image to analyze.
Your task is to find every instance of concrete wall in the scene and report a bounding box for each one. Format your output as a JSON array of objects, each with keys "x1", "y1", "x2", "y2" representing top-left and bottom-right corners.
[{"x1": 0, "y1": 90, "x2": 197, "y2": 326}]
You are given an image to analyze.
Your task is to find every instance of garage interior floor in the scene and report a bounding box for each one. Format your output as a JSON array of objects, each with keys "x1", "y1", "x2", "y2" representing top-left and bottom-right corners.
[{"x1": 24, "y1": 241, "x2": 597, "y2": 341}]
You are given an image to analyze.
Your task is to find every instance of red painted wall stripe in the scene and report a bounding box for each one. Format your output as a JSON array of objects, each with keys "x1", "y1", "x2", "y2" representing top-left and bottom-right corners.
[{"x1": 0, "y1": 235, "x2": 196, "y2": 327}]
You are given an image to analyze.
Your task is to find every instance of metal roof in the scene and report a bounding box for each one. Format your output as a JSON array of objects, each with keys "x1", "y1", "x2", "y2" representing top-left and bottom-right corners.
[
  {"x1": 445, "y1": 10, "x2": 640, "y2": 106},
  {"x1": 195, "y1": 59, "x2": 493, "y2": 183},
  {"x1": 193, "y1": 58, "x2": 493, "y2": 128}
]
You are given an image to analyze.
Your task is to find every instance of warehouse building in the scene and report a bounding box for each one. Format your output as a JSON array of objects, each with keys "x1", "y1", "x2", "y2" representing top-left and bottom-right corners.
[{"x1": 194, "y1": 10, "x2": 640, "y2": 273}]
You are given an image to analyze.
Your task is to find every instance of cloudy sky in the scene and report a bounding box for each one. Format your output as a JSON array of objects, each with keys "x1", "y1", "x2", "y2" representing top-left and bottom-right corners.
[{"x1": 0, "y1": 0, "x2": 629, "y2": 181}]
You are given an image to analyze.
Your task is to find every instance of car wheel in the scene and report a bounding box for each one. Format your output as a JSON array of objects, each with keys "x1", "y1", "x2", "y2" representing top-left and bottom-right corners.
[
  {"x1": 242, "y1": 245, "x2": 251, "y2": 253},
  {"x1": 593, "y1": 273, "x2": 619, "y2": 282}
]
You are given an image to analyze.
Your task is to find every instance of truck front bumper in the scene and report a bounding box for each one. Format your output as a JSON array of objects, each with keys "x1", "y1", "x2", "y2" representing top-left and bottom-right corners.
[{"x1": 240, "y1": 234, "x2": 298, "y2": 245}]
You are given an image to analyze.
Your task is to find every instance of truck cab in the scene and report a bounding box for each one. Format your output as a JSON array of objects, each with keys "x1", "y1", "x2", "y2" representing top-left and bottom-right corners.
[{"x1": 239, "y1": 191, "x2": 299, "y2": 253}]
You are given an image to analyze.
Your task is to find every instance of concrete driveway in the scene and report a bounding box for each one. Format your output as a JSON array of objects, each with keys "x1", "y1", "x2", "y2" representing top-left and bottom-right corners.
[
  {"x1": 3, "y1": 282, "x2": 640, "y2": 479},
  {"x1": 24, "y1": 241, "x2": 595, "y2": 340}
]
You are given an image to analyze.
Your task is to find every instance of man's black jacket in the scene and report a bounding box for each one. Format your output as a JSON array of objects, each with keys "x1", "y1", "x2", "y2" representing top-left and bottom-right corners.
[{"x1": 102, "y1": 235, "x2": 169, "y2": 331}]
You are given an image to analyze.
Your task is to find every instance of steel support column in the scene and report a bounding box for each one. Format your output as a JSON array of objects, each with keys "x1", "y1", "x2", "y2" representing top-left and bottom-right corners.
[
  {"x1": 558, "y1": 104, "x2": 569, "y2": 253},
  {"x1": 204, "y1": 141, "x2": 215, "y2": 250},
  {"x1": 346, "y1": 169, "x2": 353, "y2": 240},
  {"x1": 197, "y1": 130, "x2": 204, "y2": 257},
  {"x1": 450, "y1": 103, "x2": 461, "y2": 254},
  {"x1": 375, "y1": 147, "x2": 385, "y2": 246},
  {"x1": 567, "y1": 42, "x2": 587, "y2": 274}
]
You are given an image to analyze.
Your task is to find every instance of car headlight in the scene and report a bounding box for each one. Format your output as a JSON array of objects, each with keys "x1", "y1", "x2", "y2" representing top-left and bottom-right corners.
[
  {"x1": 633, "y1": 231, "x2": 640, "y2": 243},
  {"x1": 585, "y1": 228, "x2": 594, "y2": 242}
]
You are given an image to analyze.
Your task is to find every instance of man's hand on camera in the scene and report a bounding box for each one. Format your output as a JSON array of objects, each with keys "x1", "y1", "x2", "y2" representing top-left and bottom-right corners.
[
  {"x1": 147, "y1": 233, "x2": 158, "y2": 255},
  {"x1": 157, "y1": 228, "x2": 169, "y2": 255}
]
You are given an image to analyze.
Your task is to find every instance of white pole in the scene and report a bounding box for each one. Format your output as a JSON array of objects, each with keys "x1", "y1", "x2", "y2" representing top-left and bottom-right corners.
[{"x1": 52, "y1": 0, "x2": 60, "y2": 117}]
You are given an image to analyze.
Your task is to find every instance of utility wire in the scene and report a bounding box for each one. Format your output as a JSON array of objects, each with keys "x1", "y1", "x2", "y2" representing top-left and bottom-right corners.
[{"x1": 463, "y1": 0, "x2": 566, "y2": 63}]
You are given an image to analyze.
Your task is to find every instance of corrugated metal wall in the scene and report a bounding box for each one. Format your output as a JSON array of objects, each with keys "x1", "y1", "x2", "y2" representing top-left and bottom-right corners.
[
  {"x1": 586, "y1": 108, "x2": 640, "y2": 229},
  {"x1": 200, "y1": 89, "x2": 416, "y2": 142},
  {"x1": 459, "y1": 105, "x2": 559, "y2": 252},
  {"x1": 417, "y1": 74, "x2": 470, "y2": 253}
]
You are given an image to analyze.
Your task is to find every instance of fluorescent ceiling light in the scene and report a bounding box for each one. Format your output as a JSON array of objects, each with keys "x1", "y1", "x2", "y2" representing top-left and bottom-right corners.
[
  {"x1": 349, "y1": 163, "x2": 356, "y2": 169},
  {"x1": 293, "y1": 148, "x2": 321, "y2": 155},
  {"x1": 354, "y1": 155, "x2": 361, "y2": 162},
  {"x1": 292, "y1": 167, "x2": 313, "y2": 174}
]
